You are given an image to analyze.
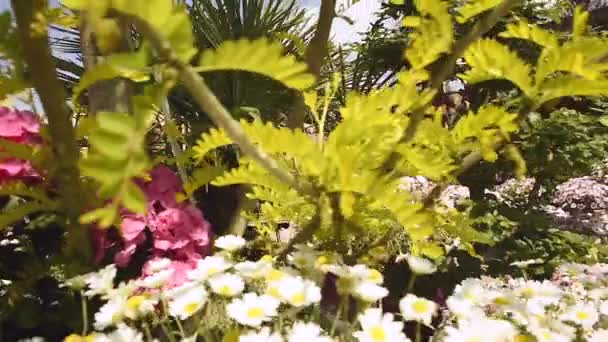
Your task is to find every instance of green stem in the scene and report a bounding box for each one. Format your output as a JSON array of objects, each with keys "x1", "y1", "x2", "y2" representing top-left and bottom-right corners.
[
  {"x1": 12, "y1": 0, "x2": 91, "y2": 271},
  {"x1": 80, "y1": 291, "x2": 88, "y2": 336},
  {"x1": 407, "y1": 275, "x2": 417, "y2": 294},
  {"x1": 330, "y1": 297, "x2": 344, "y2": 337},
  {"x1": 415, "y1": 322, "x2": 422, "y2": 342},
  {"x1": 142, "y1": 322, "x2": 153, "y2": 342}
]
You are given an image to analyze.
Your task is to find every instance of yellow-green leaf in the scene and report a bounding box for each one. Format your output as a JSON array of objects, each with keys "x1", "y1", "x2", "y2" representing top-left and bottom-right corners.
[{"x1": 196, "y1": 38, "x2": 316, "y2": 90}]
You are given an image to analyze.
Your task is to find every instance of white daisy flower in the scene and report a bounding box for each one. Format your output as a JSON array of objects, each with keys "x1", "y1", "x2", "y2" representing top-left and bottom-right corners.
[
  {"x1": 17, "y1": 337, "x2": 45, "y2": 342},
  {"x1": 599, "y1": 300, "x2": 608, "y2": 316},
  {"x1": 123, "y1": 294, "x2": 158, "y2": 320},
  {"x1": 530, "y1": 327, "x2": 572, "y2": 342},
  {"x1": 353, "y1": 282, "x2": 389, "y2": 302},
  {"x1": 107, "y1": 323, "x2": 144, "y2": 342},
  {"x1": 443, "y1": 318, "x2": 516, "y2": 342},
  {"x1": 209, "y1": 273, "x2": 245, "y2": 297},
  {"x1": 353, "y1": 308, "x2": 410, "y2": 342},
  {"x1": 147, "y1": 258, "x2": 172, "y2": 273},
  {"x1": 187, "y1": 256, "x2": 232, "y2": 281},
  {"x1": 235, "y1": 258, "x2": 273, "y2": 279},
  {"x1": 405, "y1": 255, "x2": 437, "y2": 275},
  {"x1": 215, "y1": 235, "x2": 246, "y2": 252},
  {"x1": 589, "y1": 329, "x2": 608, "y2": 342},
  {"x1": 350, "y1": 265, "x2": 384, "y2": 284},
  {"x1": 139, "y1": 269, "x2": 174, "y2": 289},
  {"x1": 85, "y1": 264, "x2": 117, "y2": 298},
  {"x1": 271, "y1": 276, "x2": 321, "y2": 307},
  {"x1": 168, "y1": 284, "x2": 208, "y2": 320},
  {"x1": 94, "y1": 296, "x2": 127, "y2": 330},
  {"x1": 239, "y1": 327, "x2": 283, "y2": 342},
  {"x1": 560, "y1": 302, "x2": 599, "y2": 329},
  {"x1": 227, "y1": 292, "x2": 280, "y2": 327},
  {"x1": 399, "y1": 294, "x2": 437, "y2": 326},
  {"x1": 288, "y1": 322, "x2": 332, "y2": 342}
]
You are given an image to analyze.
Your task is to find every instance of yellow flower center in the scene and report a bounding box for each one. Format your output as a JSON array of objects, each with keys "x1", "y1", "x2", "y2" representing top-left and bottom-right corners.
[
  {"x1": 267, "y1": 286, "x2": 281, "y2": 298},
  {"x1": 413, "y1": 300, "x2": 429, "y2": 314},
  {"x1": 261, "y1": 255, "x2": 273, "y2": 262},
  {"x1": 368, "y1": 270, "x2": 383, "y2": 283},
  {"x1": 370, "y1": 325, "x2": 386, "y2": 342},
  {"x1": 247, "y1": 307, "x2": 265, "y2": 319},
  {"x1": 493, "y1": 296, "x2": 510, "y2": 305},
  {"x1": 184, "y1": 302, "x2": 199, "y2": 315},
  {"x1": 317, "y1": 255, "x2": 329, "y2": 265},
  {"x1": 291, "y1": 292, "x2": 306, "y2": 305},
  {"x1": 514, "y1": 335, "x2": 534, "y2": 342},
  {"x1": 576, "y1": 311, "x2": 590, "y2": 320},
  {"x1": 267, "y1": 269, "x2": 286, "y2": 281},
  {"x1": 207, "y1": 267, "x2": 219, "y2": 275},
  {"x1": 219, "y1": 285, "x2": 232, "y2": 296},
  {"x1": 65, "y1": 334, "x2": 84, "y2": 342},
  {"x1": 520, "y1": 288, "x2": 534, "y2": 298},
  {"x1": 126, "y1": 295, "x2": 145, "y2": 310}
]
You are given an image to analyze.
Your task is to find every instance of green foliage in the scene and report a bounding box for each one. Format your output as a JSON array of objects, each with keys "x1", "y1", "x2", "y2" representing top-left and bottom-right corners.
[
  {"x1": 457, "y1": 0, "x2": 503, "y2": 23},
  {"x1": 402, "y1": 0, "x2": 453, "y2": 69},
  {"x1": 196, "y1": 38, "x2": 316, "y2": 91},
  {"x1": 463, "y1": 13, "x2": 608, "y2": 107},
  {"x1": 72, "y1": 47, "x2": 150, "y2": 103},
  {"x1": 78, "y1": 95, "x2": 156, "y2": 227}
]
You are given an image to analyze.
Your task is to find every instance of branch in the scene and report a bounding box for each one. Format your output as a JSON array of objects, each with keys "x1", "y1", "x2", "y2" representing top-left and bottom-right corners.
[
  {"x1": 402, "y1": 0, "x2": 517, "y2": 142},
  {"x1": 12, "y1": 0, "x2": 91, "y2": 267},
  {"x1": 304, "y1": 0, "x2": 337, "y2": 77},
  {"x1": 286, "y1": 0, "x2": 337, "y2": 129},
  {"x1": 133, "y1": 18, "x2": 318, "y2": 199}
]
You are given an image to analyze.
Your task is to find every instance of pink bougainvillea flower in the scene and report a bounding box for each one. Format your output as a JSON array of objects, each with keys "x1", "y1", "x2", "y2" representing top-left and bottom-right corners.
[
  {"x1": 0, "y1": 107, "x2": 40, "y2": 143},
  {"x1": 90, "y1": 165, "x2": 213, "y2": 287},
  {"x1": 0, "y1": 107, "x2": 42, "y2": 183}
]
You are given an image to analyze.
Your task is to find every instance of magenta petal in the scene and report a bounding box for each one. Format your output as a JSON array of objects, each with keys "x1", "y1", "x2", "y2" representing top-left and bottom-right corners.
[{"x1": 120, "y1": 216, "x2": 146, "y2": 241}]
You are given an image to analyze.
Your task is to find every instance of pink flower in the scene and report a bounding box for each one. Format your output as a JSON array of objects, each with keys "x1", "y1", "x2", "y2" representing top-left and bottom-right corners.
[
  {"x1": 141, "y1": 258, "x2": 197, "y2": 288},
  {"x1": 143, "y1": 165, "x2": 183, "y2": 209},
  {"x1": 0, "y1": 107, "x2": 42, "y2": 183},
  {"x1": 90, "y1": 165, "x2": 213, "y2": 287},
  {"x1": 0, "y1": 107, "x2": 40, "y2": 143}
]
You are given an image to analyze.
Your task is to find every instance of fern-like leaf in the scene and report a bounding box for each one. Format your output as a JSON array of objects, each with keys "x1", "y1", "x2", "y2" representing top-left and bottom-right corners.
[
  {"x1": 183, "y1": 165, "x2": 226, "y2": 197},
  {"x1": 499, "y1": 21, "x2": 558, "y2": 49},
  {"x1": 538, "y1": 77, "x2": 608, "y2": 105},
  {"x1": 403, "y1": 0, "x2": 453, "y2": 69},
  {"x1": 457, "y1": 0, "x2": 502, "y2": 23},
  {"x1": 196, "y1": 38, "x2": 316, "y2": 90},
  {"x1": 460, "y1": 39, "x2": 534, "y2": 97},
  {"x1": 192, "y1": 128, "x2": 233, "y2": 162}
]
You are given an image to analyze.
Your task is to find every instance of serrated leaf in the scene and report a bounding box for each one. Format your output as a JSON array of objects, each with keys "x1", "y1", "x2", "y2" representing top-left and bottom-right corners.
[
  {"x1": 538, "y1": 77, "x2": 608, "y2": 104},
  {"x1": 192, "y1": 128, "x2": 233, "y2": 162},
  {"x1": 183, "y1": 165, "x2": 226, "y2": 197},
  {"x1": 499, "y1": 21, "x2": 558, "y2": 49},
  {"x1": 403, "y1": 0, "x2": 453, "y2": 69},
  {"x1": 457, "y1": 0, "x2": 502, "y2": 23},
  {"x1": 573, "y1": 6, "x2": 589, "y2": 38},
  {"x1": 460, "y1": 39, "x2": 534, "y2": 97},
  {"x1": 196, "y1": 38, "x2": 316, "y2": 90}
]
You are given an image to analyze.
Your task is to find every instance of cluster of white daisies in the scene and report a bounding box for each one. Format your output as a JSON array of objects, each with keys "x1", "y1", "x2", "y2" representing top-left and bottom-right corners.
[
  {"x1": 34, "y1": 235, "x2": 608, "y2": 342},
  {"x1": 436, "y1": 263, "x2": 608, "y2": 341},
  {"x1": 57, "y1": 236, "x2": 440, "y2": 342}
]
